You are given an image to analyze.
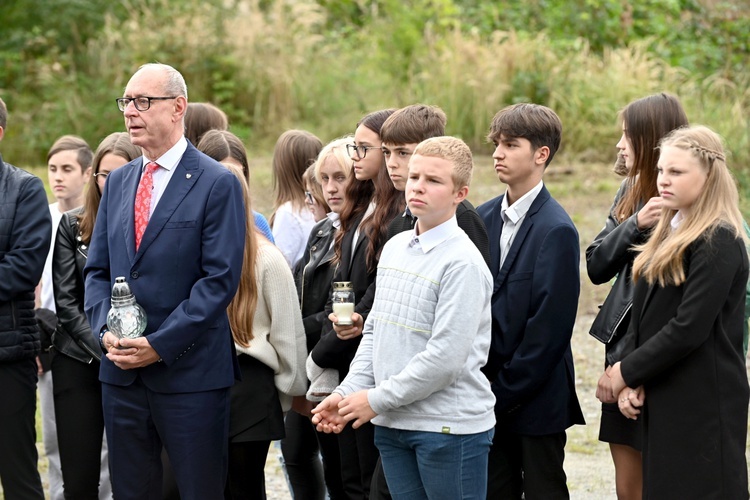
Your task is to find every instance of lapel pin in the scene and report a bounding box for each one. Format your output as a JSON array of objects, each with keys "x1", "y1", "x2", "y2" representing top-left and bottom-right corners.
[{"x1": 186, "y1": 173, "x2": 192, "y2": 179}]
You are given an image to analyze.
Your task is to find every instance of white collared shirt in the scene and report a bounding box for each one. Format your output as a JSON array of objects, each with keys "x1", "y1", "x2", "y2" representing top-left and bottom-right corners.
[
  {"x1": 408, "y1": 215, "x2": 460, "y2": 254},
  {"x1": 141, "y1": 136, "x2": 188, "y2": 217},
  {"x1": 352, "y1": 202, "x2": 376, "y2": 264},
  {"x1": 670, "y1": 210, "x2": 686, "y2": 230},
  {"x1": 499, "y1": 180, "x2": 544, "y2": 267},
  {"x1": 326, "y1": 211, "x2": 341, "y2": 229}
]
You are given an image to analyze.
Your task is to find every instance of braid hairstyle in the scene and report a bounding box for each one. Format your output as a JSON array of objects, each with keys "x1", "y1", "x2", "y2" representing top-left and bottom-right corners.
[{"x1": 632, "y1": 125, "x2": 746, "y2": 286}]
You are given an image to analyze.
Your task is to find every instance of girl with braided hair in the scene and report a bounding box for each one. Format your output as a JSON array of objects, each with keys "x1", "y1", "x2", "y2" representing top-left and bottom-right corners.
[
  {"x1": 588, "y1": 93, "x2": 688, "y2": 500},
  {"x1": 608, "y1": 125, "x2": 749, "y2": 498}
]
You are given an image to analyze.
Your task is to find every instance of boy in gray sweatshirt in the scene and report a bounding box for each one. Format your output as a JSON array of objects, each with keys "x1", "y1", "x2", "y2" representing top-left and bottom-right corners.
[{"x1": 312, "y1": 136, "x2": 496, "y2": 499}]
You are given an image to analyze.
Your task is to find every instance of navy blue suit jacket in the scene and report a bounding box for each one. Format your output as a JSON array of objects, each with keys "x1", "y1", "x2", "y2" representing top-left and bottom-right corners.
[
  {"x1": 84, "y1": 142, "x2": 245, "y2": 393},
  {"x1": 478, "y1": 185, "x2": 584, "y2": 435}
]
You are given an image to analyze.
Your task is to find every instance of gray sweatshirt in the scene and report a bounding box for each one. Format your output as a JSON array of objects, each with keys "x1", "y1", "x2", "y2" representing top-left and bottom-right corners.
[{"x1": 335, "y1": 217, "x2": 496, "y2": 435}]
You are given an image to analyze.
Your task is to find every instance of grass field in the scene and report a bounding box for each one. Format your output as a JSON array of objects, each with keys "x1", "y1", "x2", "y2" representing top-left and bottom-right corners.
[{"x1": 6, "y1": 154, "x2": 748, "y2": 499}]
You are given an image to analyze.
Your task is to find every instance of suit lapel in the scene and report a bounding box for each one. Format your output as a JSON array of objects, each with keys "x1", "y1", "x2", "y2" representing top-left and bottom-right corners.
[
  {"x1": 487, "y1": 197, "x2": 504, "y2": 278},
  {"x1": 121, "y1": 160, "x2": 141, "y2": 265},
  {"x1": 133, "y1": 145, "x2": 203, "y2": 263},
  {"x1": 493, "y1": 187, "x2": 550, "y2": 294}
]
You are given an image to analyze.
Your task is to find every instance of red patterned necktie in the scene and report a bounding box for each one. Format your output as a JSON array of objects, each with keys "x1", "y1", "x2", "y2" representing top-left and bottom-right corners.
[{"x1": 134, "y1": 161, "x2": 160, "y2": 250}]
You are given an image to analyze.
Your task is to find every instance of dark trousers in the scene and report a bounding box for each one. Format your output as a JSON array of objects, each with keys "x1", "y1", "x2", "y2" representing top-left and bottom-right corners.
[
  {"x1": 102, "y1": 376, "x2": 230, "y2": 500},
  {"x1": 0, "y1": 359, "x2": 45, "y2": 500},
  {"x1": 281, "y1": 409, "x2": 346, "y2": 500},
  {"x1": 224, "y1": 440, "x2": 271, "y2": 500},
  {"x1": 51, "y1": 352, "x2": 108, "y2": 499},
  {"x1": 487, "y1": 426, "x2": 569, "y2": 500},
  {"x1": 338, "y1": 421, "x2": 379, "y2": 500},
  {"x1": 369, "y1": 457, "x2": 392, "y2": 500}
]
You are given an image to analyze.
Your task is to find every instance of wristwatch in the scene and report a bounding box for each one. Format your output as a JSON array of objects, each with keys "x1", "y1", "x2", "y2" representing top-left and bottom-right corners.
[{"x1": 99, "y1": 328, "x2": 109, "y2": 350}]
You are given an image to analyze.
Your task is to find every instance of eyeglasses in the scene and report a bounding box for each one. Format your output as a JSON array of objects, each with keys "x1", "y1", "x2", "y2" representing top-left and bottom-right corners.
[
  {"x1": 305, "y1": 191, "x2": 314, "y2": 204},
  {"x1": 115, "y1": 96, "x2": 178, "y2": 112},
  {"x1": 346, "y1": 144, "x2": 382, "y2": 159},
  {"x1": 93, "y1": 172, "x2": 109, "y2": 180}
]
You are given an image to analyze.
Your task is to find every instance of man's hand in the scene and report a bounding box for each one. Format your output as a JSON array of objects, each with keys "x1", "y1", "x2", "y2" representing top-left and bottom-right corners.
[
  {"x1": 105, "y1": 334, "x2": 160, "y2": 369},
  {"x1": 311, "y1": 393, "x2": 346, "y2": 433},
  {"x1": 338, "y1": 390, "x2": 377, "y2": 429},
  {"x1": 329, "y1": 312, "x2": 363, "y2": 340}
]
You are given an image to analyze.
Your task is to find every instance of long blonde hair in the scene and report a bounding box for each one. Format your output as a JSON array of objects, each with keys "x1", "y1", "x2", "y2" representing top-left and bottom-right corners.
[
  {"x1": 632, "y1": 125, "x2": 746, "y2": 286},
  {"x1": 223, "y1": 162, "x2": 260, "y2": 347}
]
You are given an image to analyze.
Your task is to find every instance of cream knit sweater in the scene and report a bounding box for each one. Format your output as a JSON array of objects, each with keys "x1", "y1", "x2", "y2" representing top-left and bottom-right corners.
[{"x1": 234, "y1": 241, "x2": 308, "y2": 411}]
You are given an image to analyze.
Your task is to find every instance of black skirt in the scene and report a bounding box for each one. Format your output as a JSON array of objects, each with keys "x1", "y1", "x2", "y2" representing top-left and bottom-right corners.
[
  {"x1": 229, "y1": 354, "x2": 285, "y2": 443},
  {"x1": 599, "y1": 402, "x2": 642, "y2": 451}
]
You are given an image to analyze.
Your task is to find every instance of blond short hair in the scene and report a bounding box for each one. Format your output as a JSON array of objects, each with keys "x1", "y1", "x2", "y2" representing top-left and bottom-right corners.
[{"x1": 412, "y1": 136, "x2": 473, "y2": 189}]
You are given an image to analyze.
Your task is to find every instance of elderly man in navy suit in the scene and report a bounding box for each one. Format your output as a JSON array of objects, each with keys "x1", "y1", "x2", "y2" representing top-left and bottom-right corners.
[
  {"x1": 477, "y1": 103, "x2": 584, "y2": 500},
  {"x1": 84, "y1": 63, "x2": 245, "y2": 499}
]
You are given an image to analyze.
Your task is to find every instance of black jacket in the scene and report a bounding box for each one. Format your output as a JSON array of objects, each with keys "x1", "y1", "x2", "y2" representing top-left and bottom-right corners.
[
  {"x1": 52, "y1": 207, "x2": 101, "y2": 364},
  {"x1": 586, "y1": 180, "x2": 648, "y2": 365},
  {"x1": 311, "y1": 211, "x2": 376, "y2": 375},
  {"x1": 0, "y1": 153, "x2": 52, "y2": 362},
  {"x1": 294, "y1": 217, "x2": 336, "y2": 353}
]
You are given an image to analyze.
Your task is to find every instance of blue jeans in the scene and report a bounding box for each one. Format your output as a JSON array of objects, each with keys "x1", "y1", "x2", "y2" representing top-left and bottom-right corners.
[{"x1": 373, "y1": 426, "x2": 494, "y2": 500}]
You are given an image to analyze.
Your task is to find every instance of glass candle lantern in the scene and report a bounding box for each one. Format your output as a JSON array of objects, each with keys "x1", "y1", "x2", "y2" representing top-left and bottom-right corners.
[
  {"x1": 106, "y1": 277, "x2": 147, "y2": 340},
  {"x1": 332, "y1": 281, "x2": 355, "y2": 326}
]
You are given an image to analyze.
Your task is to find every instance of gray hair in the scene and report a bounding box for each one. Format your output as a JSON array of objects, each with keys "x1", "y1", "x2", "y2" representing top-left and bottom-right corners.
[{"x1": 137, "y1": 63, "x2": 188, "y2": 100}]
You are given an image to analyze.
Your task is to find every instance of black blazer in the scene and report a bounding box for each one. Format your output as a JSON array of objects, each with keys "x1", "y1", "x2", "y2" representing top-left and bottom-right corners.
[
  {"x1": 310, "y1": 212, "x2": 376, "y2": 375},
  {"x1": 620, "y1": 225, "x2": 749, "y2": 499},
  {"x1": 478, "y1": 186, "x2": 585, "y2": 435}
]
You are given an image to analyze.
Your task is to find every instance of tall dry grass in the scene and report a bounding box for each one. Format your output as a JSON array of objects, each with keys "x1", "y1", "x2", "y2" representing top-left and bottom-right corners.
[{"x1": 3, "y1": 0, "x2": 748, "y2": 193}]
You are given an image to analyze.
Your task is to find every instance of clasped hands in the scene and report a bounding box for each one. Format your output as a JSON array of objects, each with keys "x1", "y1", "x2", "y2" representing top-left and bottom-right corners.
[
  {"x1": 596, "y1": 362, "x2": 645, "y2": 420},
  {"x1": 102, "y1": 331, "x2": 161, "y2": 369},
  {"x1": 311, "y1": 390, "x2": 377, "y2": 434}
]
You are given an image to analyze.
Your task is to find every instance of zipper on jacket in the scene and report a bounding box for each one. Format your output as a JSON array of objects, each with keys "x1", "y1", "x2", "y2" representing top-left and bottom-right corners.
[
  {"x1": 612, "y1": 301, "x2": 633, "y2": 339},
  {"x1": 300, "y1": 246, "x2": 316, "y2": 308},
  {"x1": 11, "y1": 300, "x2": 17, "y2": 330}
]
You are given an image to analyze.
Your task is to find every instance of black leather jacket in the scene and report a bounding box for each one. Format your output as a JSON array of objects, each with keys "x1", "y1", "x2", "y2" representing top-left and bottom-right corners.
[
  {"x1": 294, "y1": 217, "x2": 336, "y2": 353},
  {"x1": 586, "y1": 180, "x2": 648, "y2": 365},
  {"x1": 51, "y1": 207, "x2": 101, "y2": 364}
]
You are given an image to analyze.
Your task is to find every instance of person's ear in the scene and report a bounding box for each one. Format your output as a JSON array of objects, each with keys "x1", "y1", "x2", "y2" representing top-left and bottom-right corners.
[
  {"x1": 173, "y1": 96, "x2": 188, "y2": 122},
  {"x1": 534, "y1": 146, "x2": 550, "y2": 166},
  {"x1": 454, "y1": 185, "x2": 469, "y2": 205},
  {"x1": 0, "y1": 126, "x2": 5, "y2": 142}
]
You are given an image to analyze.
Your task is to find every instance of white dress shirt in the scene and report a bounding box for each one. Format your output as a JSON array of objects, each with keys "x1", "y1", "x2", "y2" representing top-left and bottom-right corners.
[{"x1": 499, "y1": 180, "x2": 544, "y2": 267}]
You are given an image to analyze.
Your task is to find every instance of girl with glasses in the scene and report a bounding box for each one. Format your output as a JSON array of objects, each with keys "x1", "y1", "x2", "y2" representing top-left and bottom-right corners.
[
  {"x1": 307, "y1": 109, "x2": 400, "y2": 499},
  {"x1": 51, "y1": 132, "x2": 140, "y2": 498}
]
